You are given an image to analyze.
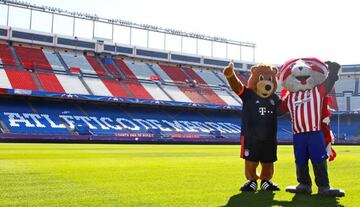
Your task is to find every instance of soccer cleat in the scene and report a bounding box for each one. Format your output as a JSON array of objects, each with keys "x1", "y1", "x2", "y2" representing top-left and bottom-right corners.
[
  {"x1": 285, "y1": 184, "x2": 312, "y2": 194},
  {"x1": 260, "y1": 180, "x2": 280, "y2": 191},
  {"x1": 318, "y1": 187, "x2": 345, "y2": 197},
  {"x1": 240, "y1": 180, "x2": 257, "y2": 192}
]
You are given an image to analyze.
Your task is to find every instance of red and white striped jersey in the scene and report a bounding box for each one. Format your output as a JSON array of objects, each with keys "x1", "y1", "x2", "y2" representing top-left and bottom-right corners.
[{"x1": 280, "y1": 84, "x2": 326, "y2": 134}]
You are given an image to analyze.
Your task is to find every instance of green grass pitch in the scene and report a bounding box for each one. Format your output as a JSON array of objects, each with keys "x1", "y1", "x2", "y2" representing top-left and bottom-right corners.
[{"x1": 0, "y1": 143, "x2": 358, "y2": 207}]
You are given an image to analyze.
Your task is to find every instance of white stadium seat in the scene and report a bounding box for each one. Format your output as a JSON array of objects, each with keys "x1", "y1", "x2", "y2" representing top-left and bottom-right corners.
[
  {"x1": 43, "y1": 50, "x2": 65, "y2": 71},
  {"x1": 83, "y1": 77, "x2": 112, "y2": 96},
  {"x1": 55, "y1": 74, "x2": 89, "y2": 95},
  {"x1": 0, "y1": 69, "x2": 12, "y2": 89},
  {"x1": 213, "y1": 89, "x2": 241, "y2": 106},
  {"x1": 192, "y1": 68, "x2": 224, "y2": 86},
  {"x1": 150, "y1": 64, "x2": 174, "y2": 82},
  {"x1": 161, "y1": 85, "x2": 192, "y2": 102},
  {"x1": 140, "y1": 83, "x2": 171, "y2": 101},
  {"x1": 123, "y1": 60, "x2": 156, "y2": 80},
  {"x1": 59, "y1": 52, "x2": 96, "y2": 74}
]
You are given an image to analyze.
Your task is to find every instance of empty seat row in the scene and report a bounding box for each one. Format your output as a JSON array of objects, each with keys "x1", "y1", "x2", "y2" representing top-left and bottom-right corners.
[
  {"x1": 0, "y1": 44, "x2": 17, "y2": 66},
  {"x1": 14, "y1": 46, "x2": 52, "y2": 70},
  {"x1": 59, "y1": 52, "x2": 96, "y2": 74}
]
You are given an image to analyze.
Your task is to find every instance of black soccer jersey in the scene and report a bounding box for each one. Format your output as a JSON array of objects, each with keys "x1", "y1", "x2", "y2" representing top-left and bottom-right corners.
[{"x1": 239, "y1": 87, "x2": 281, "y2": 141}]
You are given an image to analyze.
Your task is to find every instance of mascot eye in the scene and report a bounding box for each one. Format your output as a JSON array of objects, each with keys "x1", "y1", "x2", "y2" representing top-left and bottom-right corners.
[
  {"x1": 268, "y1": 76, "x2": 273, "y2": 81},
  {"x1": 259, "y1": 75, "x2": 264, "y2": 81}
]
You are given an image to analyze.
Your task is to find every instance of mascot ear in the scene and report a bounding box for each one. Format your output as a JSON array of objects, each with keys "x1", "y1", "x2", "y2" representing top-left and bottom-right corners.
[
  {"x1": 251, "y1": 66, "x2": 258, "y2": 73},
  {"x1": 272, "y1": 66, "x2": 278, "y2": 75}
]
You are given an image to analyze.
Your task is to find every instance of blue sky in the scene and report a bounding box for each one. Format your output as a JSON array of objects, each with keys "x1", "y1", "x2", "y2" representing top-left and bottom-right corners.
[{"x1": 1, "y1": 0, "x2": 359, "y2": 64}]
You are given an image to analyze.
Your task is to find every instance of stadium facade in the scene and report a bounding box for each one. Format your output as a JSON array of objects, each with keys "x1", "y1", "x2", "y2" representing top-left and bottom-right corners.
[{"x1": 0, "y1": 1, "x2": 358, "y2": 143}]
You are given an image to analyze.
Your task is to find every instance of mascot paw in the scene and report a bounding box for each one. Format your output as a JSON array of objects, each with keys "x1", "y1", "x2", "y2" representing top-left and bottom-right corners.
[
  {"x1": 325, "y1": 61, "x2": 341, "y2": 73},
  {"x1": 329, "y1": 147, "x2": 337, "y2": 161},
  {"x1": 223, "y1": 62, "x2": 235, "y2": 78},
  {"x1": 326, "y1": 144, "x2": 337, "y2": 161}
]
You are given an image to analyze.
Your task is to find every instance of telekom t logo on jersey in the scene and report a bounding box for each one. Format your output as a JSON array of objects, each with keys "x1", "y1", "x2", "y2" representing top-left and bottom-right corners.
[{"x1": 259, "y1": 107, "x2": 266, "y2": 115}]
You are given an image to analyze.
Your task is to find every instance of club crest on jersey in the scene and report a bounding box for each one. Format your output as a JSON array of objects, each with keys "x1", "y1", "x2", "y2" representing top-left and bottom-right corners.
[
  {"x1": 270, "y1": 99, "x2": 275, "y2": 106},
  {"x1": 244, "y1": 149, "x2": 250, "y2": 157},
  {"x1": 256, "y1": 100, "x2": 260, "y2": 104}
]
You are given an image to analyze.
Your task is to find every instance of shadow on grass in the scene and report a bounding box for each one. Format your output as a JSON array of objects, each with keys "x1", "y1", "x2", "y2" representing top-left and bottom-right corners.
[{"x1": 222, "y1": 191, "x2": 344, "y2": 207}]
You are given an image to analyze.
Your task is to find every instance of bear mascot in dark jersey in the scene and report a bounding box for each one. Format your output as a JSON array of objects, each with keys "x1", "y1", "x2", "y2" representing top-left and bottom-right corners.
[
  {"x1": 278, "y1": 57, "x2": 344, "y2": 197},
  {"x1": 223, "y1": 62, "x2": 281, "y2": 192}
]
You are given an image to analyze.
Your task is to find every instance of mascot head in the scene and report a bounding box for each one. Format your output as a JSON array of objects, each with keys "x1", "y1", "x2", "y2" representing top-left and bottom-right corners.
[
  {"x1": 278, "y1": 57, "x2": 328, "y2": 92},
  {"x1": 248, "y1": 64, "x2": 278, "y2": 98}
]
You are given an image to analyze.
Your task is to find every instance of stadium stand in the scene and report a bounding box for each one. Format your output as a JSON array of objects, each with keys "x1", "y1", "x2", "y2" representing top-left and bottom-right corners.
[
  {"x1": 0, "y1": 69, "x2": 12, "y2": 89},
  {"x1": 54, "y1": 74, "x2": 90, "y2": 95},
  {"x1": 114, "y1": 59, "x2": 137, "y2": 79},
  {"x1": 36, "y1": 72, "x2": 66, "y2": 93},
  {"x1": 178, "y1": 86, "x2": 209, "y2": 104},
  {"x1": 100, "y1": 79, "x2": 133, "y2": 98},
  {"x1": 122, "y1": 60, "x2": 157, "y2": 80},
  {"x1": 42, "y1": 50, "x2": 66, "y2": 71},
  {"x1": 335, "y1": 77, "x2": 356, "y2": 94},
  {"x1": 102, "y1": 57, "x2": 123, "y2": 79},
  {"x1": 197, "y1": 87, "x2": 227, "y2": 105},
  {"x1": 148, "y1": 64, "x2": 174, "y2": 83},
  {"x1": 4, "y1": 69, "x2": 38, "y2": 90},
  {"x1": 211, "y1": 89, "x2": 241, "y2": 106},
  {"x1": 159, "y1": 64, "x2": 190, "y2": 83},
  {"x1": 123, "y1": 81, "x2": 153, "y2": 99},
  {"x1": 14, "y1": 46, "x2": 52, "y2": 70},
  {"x1": 0, "y1": 44, "x2": 17, "y2": 67},
  {"x1": 212, "y1": 70, "x2": 229, "y2": 85},
  {"x1": 0, "y1": 96, "x2": 245, "y2": 138},
  {"x1": 59, "y1": 52, "x2": 96, "y2": 74},
  {"x1": 85, "y1": 55, "x2": 107, "y2": 76},
  {"x1": 0, "y1": 34, "x2": 359, "y2": 142},
  {"x1": 336, "y1": 96, "x2": 348, "y2": 111},
  {"x1": 161, "y1": 84, "x2": 192, "y2": 103},
  {"x1": 192, "y1": 67, "x2": 225, "y2": 86},
  {"x1": 83, "y1": 77, "x2": 112, "y2": 96},
  {"x1": 182, "y1": 67, "x2": 208, "y2": 85},
  {"x1": 350, "y1": 96, "x2": 360, "y2": 111},
  {"x1": 140, "y1": 82, "x2": 172, "y2": 101}
]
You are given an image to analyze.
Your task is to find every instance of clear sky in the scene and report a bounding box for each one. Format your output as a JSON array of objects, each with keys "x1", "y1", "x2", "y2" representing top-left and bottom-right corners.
[{"x1": 1, "y1": 0, "x2": 359, "y2": 65}]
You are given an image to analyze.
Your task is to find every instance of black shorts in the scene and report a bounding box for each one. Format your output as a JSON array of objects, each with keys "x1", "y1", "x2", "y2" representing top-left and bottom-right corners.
[{"x1": 240, "y1": 135, "x2": 277, "y2": 163}]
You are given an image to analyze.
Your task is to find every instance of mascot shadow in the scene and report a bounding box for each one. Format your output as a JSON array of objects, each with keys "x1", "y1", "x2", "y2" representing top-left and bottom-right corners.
[{"x1": 221, "y1": 191, "x2": 344, "y2": 207}]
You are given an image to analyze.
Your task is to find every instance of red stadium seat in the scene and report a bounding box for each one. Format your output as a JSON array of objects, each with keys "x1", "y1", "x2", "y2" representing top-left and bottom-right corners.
[
  {"x1": 101, "y1": 79, "x2": 132, "y2": 98},
  {"x1": 0, "y1": 44, "x2": 17, "y2": 67},
  {"x1": 123, "y1": 81, "x2": 153, "y2": 99},
  {"x1": 70, "y1": 67, "x2": 81, "y2": 73},
  {"x1": 103, "y1": 60, "x2": 122, "y2": 79},
  {"x1": 178, "y1": 86, "x2": 209, "y2": 104},
  {"x1": 115, "y1": 59, "x2": 138, "y2": 79},
  {"x1": 159, "y1": 64, "x2": 189, "y2": 83},
  {"x1": 150, "y1": 75, "x2": 160, "y2": 81},
  {"x1": 85, "y1": 56, "x2": 107, "y2": 76},
  {"x1": 182, "y1": 67, "x2": 207, "y2": 85},
  {"x1": 197, "y1": 88, "x2": 227, "y2": 105},
  {"x1": 36, "y1": 72, "x2": 65, "y2": 93},
  {"x1": 14, "y1": 46, "x2": 52, "y2": 70},
  {"x1": 5, "y1": 69, "x2": 38, "y2": 90}
]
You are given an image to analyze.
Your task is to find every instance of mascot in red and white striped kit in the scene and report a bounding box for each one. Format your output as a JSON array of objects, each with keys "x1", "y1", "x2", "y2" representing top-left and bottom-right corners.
[{"x1": 278, "y1": 57, "x2": 344, "y2": 197}]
